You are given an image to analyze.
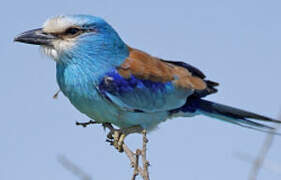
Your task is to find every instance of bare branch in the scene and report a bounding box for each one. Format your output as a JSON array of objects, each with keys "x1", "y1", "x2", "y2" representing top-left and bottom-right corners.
[
  {"x1": 102, "y1": 123, "x2": 150, "y2": 180},
  {"x1": 76, "y1": 120, "x2": 98, "y2": 128},
  {"x1": 248, "y1": 124, "x2": 280, "y2": 180},
  {"x1": 123, "y1": 144, "x2": 145, "y2": 178},
  {"x1": 235, "y1": 152, "x2": 281, "y2": 175},
  {"x1": 141, "y1": 130, "x2": 150, "y2": 180},
  {"x1": 75, "y1": 121, "x2": 150, "y2": 180},
  {"x1": 123, "y1": 144, "x2": 137, "y2": 167},
  {"x1": 123, "y1": 130, "x2": 150, "y2": 180},
  {"x1": 131, "y1": 149, "x2": 141, "y2": 180},
  {"x1": 57, "y1": 155, "x2": 92, "y2": 180}
]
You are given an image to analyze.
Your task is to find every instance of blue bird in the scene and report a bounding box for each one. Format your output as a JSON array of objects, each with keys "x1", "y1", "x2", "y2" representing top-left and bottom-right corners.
[{"x1": 15, "y1": 15, "x2": 280, "y2": 150}]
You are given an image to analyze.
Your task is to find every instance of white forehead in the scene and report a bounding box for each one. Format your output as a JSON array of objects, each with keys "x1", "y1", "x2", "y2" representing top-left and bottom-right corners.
[{"x1": 43, "y1": 16, "x2": 74, "y2": 33}]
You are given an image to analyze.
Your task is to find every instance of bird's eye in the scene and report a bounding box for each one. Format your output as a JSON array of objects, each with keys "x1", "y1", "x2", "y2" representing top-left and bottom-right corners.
[{"x1": 64, "y1": 27, "x2": 81, "y2": 36}]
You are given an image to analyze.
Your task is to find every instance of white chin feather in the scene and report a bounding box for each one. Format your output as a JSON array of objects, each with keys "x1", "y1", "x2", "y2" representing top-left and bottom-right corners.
[
  {"x1": 40, "y1": 46, "x2": 59, "y2": 60},
  {"x1": 40, "y1": 39, "x2": 76, "y2": 61}
]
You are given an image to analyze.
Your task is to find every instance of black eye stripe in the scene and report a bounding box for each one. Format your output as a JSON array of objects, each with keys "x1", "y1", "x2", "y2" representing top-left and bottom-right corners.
[
  {"x1": 64, "y1": 27, "x2": 81, "y2": 35},
  {"x1": 62, "y1": 27, "x2": 96, "y2": 36}
]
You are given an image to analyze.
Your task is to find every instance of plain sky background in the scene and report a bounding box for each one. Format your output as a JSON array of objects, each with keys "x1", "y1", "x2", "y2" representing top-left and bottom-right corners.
[{"x1": 1, "y1": 0, "x2": 281, "y2": 179}]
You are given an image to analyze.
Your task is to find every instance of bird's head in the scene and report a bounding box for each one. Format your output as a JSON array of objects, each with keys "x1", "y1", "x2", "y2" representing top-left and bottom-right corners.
[{"x1": 14, "y1": 15, "x2": 128, "y2": 64}]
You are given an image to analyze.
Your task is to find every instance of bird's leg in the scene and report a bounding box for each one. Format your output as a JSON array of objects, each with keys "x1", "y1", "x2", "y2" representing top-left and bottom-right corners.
[
  {"x1": 103, "y1": 123, "x2": 121, "y2": 149},
  {"x1": 102, "y1": 122, "x2": 115, "y2": 140},
  {"x1": 103, "y1": 123, "x2": 143, "y2": 152},
  {"x1": 117, "y1": 125, "x2": 144, "y2": 152}
]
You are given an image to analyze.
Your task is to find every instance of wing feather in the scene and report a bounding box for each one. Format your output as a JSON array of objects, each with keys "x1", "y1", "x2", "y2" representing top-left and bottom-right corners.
[{"x1": 98, "y1": 47, "x2": 215, "y2": 112}]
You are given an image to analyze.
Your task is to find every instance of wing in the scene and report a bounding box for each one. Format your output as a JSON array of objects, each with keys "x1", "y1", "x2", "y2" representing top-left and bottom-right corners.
[
  {"x1": 160, "y1": 59, "x2": 219, "y2": 98},
  {"x1": 98, "y1": 47, "x2": 217, "y2": 112}
]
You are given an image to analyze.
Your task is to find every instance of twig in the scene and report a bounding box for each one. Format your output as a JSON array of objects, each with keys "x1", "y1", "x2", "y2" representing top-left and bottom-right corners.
[
  {"x1": 248, "y1": 124, "x2": 280, "y2": 180},
  {"x1": 57, "y1": 155, "x2": 92, "y2": 180},
  {"x1": 76, "y1": 121, "x2": 151, "y2": 180},
  {"x1": 76, "y1": 120, "x2": 98, "y2": 128},
  {"x1": 53, "y1": 89, "x2": 61, "y2": 99},
  {"x1": 235, "y1": 152, "x2": 281, "y2": 175},
  {"x1": 123, "y1": 144, "x2": 146, "y2": 179},
  {"x1": 123, "y1": 130, "x2": 150, "y2": 180},
  {"x1": 131, "y1": 149, "x2": 141, "y2": 180},
  {"x1": 102, "y1": 123, "x2": 150, "y2": 180},
  {"x1": 141, "y1": 130, "x2": 150, "y2": 180},
  {"x1": 123, "y1": 144, "x2": 137, "y2": 167}
]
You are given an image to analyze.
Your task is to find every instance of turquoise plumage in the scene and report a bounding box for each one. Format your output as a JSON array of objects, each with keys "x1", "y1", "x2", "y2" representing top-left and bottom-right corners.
[{"x1": 14, "y1": 14, "x2": 281, "y2": 133}]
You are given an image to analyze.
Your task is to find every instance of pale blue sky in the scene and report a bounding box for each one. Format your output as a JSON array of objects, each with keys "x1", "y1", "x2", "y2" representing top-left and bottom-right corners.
[{"x1": 1, "y1": 0, "x2": 281, "y2": 179}]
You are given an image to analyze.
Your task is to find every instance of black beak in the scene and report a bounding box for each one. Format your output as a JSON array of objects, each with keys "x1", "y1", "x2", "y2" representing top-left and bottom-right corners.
[{"x1": 14, "y1": 28, "x2": 56, "y2": 46}]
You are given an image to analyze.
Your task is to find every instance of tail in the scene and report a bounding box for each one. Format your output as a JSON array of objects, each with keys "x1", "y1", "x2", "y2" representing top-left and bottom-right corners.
[{"x1": 194, "y1": 99, "x2": 281, "y2": 135}]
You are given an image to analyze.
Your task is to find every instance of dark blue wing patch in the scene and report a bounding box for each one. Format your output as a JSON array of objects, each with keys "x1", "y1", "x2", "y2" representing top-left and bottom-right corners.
[
  {"x1": 98, "y1": 70, "x2": 190, "y2": 112},
  {"x1": 99, "y1": 70, "x2": 170, "y2": 95}
]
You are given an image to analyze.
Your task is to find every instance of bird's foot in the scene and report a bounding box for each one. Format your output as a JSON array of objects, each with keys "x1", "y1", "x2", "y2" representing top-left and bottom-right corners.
[
  {"x1": 103, "y1": 123, "x2": 143, "y2": 152},
  {"x1": 104, "y1": 128, "x2": 124, "y2": 152}
]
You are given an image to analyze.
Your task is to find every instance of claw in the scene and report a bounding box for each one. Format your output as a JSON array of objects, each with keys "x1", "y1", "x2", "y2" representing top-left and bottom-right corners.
[
  {"x1": 106, "y1": 131, "x2": 114, "y2": 140},
  {"x1": 103, "y1": 123, "x2": 143, "y2": 152}
]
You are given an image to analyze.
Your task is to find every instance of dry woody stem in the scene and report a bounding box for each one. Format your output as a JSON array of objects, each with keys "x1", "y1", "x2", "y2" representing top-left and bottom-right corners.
[{"x1": 76, "y1": 120, "x2": 150, "y2": 180}]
